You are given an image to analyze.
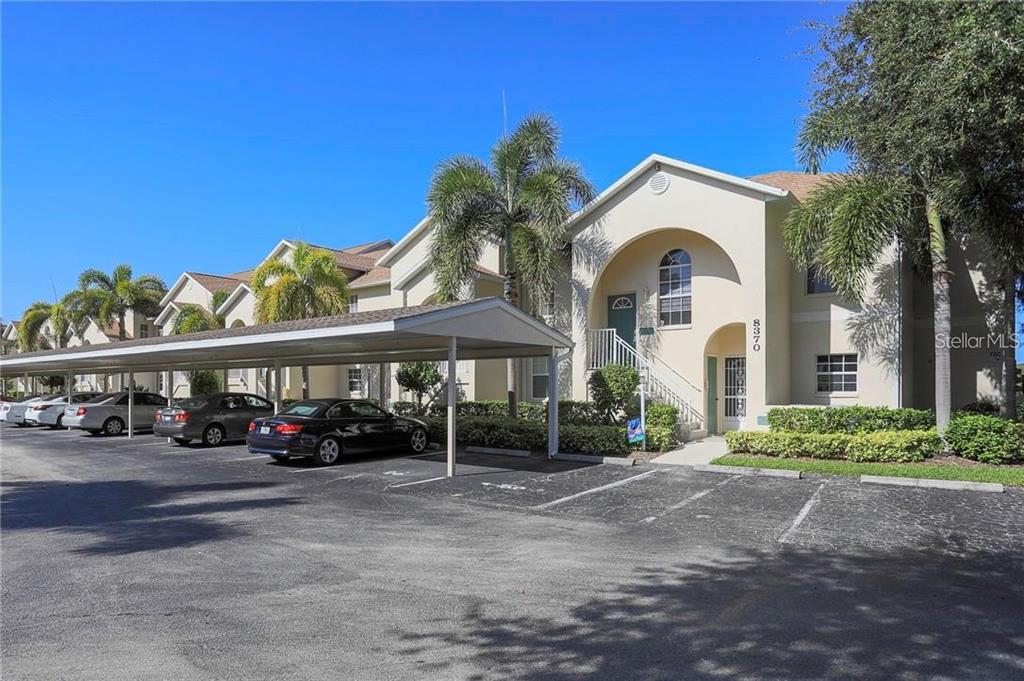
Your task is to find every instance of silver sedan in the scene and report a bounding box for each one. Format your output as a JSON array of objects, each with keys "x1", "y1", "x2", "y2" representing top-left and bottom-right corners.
[{"x1": 63, "y1": 392, "x2": 169, "y2": 436}]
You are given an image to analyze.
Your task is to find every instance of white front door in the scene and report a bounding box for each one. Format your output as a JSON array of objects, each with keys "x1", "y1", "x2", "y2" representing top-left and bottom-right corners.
[{"x1": 723, "y1": 357, "x2": 746, "y2": 430}]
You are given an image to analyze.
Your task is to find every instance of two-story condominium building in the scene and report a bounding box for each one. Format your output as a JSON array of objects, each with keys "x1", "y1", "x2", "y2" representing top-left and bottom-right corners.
[{"x1": 128, "y1": 153, "x2": 1008, "y2": 433}]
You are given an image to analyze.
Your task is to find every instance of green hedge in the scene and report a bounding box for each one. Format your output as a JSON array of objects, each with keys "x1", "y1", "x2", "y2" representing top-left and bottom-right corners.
[
  {"x1": 945, "y1": 414, "x2": 1023, "y2": 464},
  {"x1": 766, "y1": 406, "x2": 935, "y2": 433},
  {"x1": 403, "y1": 399, "x2": 672, "y2": 429},
  {"x1": 421, "y1": 416, "x2": 631, "y2": 457},
  {"x1": 726, "y1": 429, "x2": 942, "y2": 463}
]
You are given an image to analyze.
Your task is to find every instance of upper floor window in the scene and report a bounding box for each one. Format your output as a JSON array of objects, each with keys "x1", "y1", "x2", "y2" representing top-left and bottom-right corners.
[
  {"x1": 348, "y1": 294, "x2": 359, "y2": 314},
  {"x1": 139, "y1": 324, "x2": 150, "y2": 338},
  {"x1": 806, "y1": 265, "x2": 836, "y2": 295},
  {"x1": 538, "y1": 291, "x2": 555, "y2": 320},
  {"x1": 659, "y1": 249, "x2": 692, "y2": 326}
]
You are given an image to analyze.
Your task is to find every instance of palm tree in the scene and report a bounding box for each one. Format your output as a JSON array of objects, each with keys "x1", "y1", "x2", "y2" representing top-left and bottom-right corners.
[
  {"x1": 78, "y1": 264, "x2": 166, "y2": 341},
  {"x1": 427, "y1": 113, "x2": 594, "y2": 416},
  {"x1": 170, "y1": 291, "x2": 229, "y2": 335},
  {"x1": 19, "y1": 300, "x2": 72, "y2": 351},
  {"x1": 251, "y1": 241, "x2": 350, "y2": 399}
]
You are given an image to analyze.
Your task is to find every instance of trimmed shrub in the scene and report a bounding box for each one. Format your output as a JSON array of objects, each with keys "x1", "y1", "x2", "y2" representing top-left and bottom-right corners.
[
  {"x1": 726, "y1": 429, "x2": 941, "y2": 462},
  {"x1": 557, "y1": 400, "x2": 607, "y2": 425},
  {"x1": 767, "y1": 406, "x2": 935, "y2": 434},
  {"x1": 945, "y1": 414, "x2": 1023, "y2": 464},
  {"x1": 958, "y1": 399, "x2": 1000, "y2": 415},
  {"x1": 645, "y1": 426, "x2": 676, "y2": 452},
  {"x1": 845, "y1": 430, "x2": 942, "y2": 463},
  {"x1": 391, "y1": 401, "x2": 419, "y2": 416},
  {"x1": 421, "y1": 416, "x2": 630, "y2": 457},
  {"x1": 588, "y1": 364, "x2": 639, "y2": 421},
  {"x1": 726, "y1": 431, "x2": 850, "y2": 459},
  {"x1": 645, "y1": 402, "x2": 679, "y2": 429},
  {"x1": 559, "y1": 424, "x2": 630, "y2": 456}
]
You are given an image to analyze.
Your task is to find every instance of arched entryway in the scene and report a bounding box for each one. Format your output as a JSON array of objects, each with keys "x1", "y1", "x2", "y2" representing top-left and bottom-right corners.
[{"x1": 704, "y1": 323, "x2": 746, "y2": 433}]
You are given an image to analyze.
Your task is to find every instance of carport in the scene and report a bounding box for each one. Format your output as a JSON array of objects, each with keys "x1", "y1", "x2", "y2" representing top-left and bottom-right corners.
[{"x1": 0, "y1": 299, "x2": 573, "y2": 476}]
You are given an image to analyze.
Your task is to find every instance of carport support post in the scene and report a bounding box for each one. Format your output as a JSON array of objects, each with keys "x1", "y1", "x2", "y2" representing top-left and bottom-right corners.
[
  {"x1": 273, "y1": 361, "x2": 283, "y2": 413},
  {"x1": 447, "y1": 337, "x2": 457, "y2": 478},
  {"x1": 547, "y1": 352, "x2": 559, "y2": 458},
  {"x1": 378, "y1": 363, "x2": 386, "y2": 408},
  {"x1": 127, "y1": 371, "x2": 135, "y2": 439},
  {"x1": 222, "y1": 368, "x2": 229, "y2": 391},
  {"x1": 165, "y1": 369, "x2": 174, "y2": 442},
  {"x1": 66, "y1": 370, "x2": 73, "y2": 429}
]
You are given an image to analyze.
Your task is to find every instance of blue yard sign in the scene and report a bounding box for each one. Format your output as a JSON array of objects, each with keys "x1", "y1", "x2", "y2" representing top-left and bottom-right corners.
[{"x1": 627, "y1": 417, "x2": 645, "y2": 444}]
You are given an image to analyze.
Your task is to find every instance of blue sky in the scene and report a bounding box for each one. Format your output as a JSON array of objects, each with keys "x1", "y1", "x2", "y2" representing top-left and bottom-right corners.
[{"x1": 2, "y1": 2, "x2": 1020, "y2": 358}]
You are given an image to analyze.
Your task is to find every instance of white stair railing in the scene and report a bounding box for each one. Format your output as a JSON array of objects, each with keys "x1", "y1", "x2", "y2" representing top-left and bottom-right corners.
[{"x1": 587, "y1": 328, "x2": 704, "y2": 427}]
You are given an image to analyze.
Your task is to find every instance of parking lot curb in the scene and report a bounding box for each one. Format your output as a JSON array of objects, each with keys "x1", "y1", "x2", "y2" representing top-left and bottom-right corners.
[
  {"x1": 692, "y1": 463, "x2": 802, "y2": 479},
  {"x1": 552, "y1": 452, "x2": 636, "y2": 466},
  {"x1": 465, "y1": 445, "x2": 531, "y2": 458},
  {"x1": 861, "y1": 475, "x2": 1004, "y2": 493}
]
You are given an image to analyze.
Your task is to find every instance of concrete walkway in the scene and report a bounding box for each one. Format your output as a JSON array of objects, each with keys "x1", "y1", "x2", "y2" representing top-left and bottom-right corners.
[{"x1": 652, "y1": 436, "x2": 728, "y2": 466}]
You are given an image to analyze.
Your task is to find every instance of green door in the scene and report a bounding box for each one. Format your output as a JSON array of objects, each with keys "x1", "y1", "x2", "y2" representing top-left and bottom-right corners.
[
  {"x1": 606, "y1": 294, "x2": 637, "y2": 346},
  {"x1": 706, "y1": 356, "x2": 718, "y2": 434}
]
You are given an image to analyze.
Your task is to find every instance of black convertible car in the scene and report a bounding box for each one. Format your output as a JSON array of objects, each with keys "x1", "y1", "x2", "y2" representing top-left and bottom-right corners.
[{"x1": 247, "y1": 399, "x2": 430, "y2": 465}]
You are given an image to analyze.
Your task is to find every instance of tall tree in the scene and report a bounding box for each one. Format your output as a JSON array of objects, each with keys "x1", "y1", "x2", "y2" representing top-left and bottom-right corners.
[
  {"x1": 19, "y1": 300, "x2": 71, "y2": 351},
  {"x1": 251, "y1": 242, "x2": 350, "y2": 399},
  {"x1": 78, "y1": 264, "x2": 166, "y2": 341},
  {"x1": 787, "y1": 1, "x2": 1024, "y2": 433},
  {"x1": 427, "y1": 113, "x2": 594, "y2": 416}
]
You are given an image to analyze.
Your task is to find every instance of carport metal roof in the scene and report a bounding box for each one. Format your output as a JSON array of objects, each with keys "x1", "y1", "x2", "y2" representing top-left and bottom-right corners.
[
  {"x1": 1, "y1": 299, "x2": 573, "y2": 477},
  {"x1": 0, "y1": 298, "x2": 572, "y2": 376}
]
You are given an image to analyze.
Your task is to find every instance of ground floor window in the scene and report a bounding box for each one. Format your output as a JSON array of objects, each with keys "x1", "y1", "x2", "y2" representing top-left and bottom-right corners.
[
  {"x1": 816, "y1": 353, "x2": 858, "y2": 393},
  {"x1": 348, "y1": 367, "x2": 364, "y2": 393},
  {"x1": 531, "y1": 357, "x2": 549, "y2": 399}
]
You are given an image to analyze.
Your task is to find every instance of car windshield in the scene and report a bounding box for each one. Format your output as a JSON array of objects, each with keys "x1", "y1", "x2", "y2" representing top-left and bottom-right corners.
[
  {"x1": 280, "y1": 401, "x2": 323, "y2": 417},
  {"x1": 87, "y1": 392, "x2": 121, "y2": 404},
  {"x1": 174, "y1": 397, "x2": 208, "y2": 409}
]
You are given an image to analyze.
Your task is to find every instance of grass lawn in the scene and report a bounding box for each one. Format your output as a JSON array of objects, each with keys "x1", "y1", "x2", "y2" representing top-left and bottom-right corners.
[{"x1": 712, "y1": 454, "x2": 1024, "y2": 487}]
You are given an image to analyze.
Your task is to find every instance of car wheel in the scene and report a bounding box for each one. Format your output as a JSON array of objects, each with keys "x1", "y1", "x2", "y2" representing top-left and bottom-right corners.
[
  {"x1": 103, "y1": 417, "x2": 125, "y2": 436},
  {"x1": 409, "y1": 427, "x2": 428, "y2": 453},
  {"x1": 313, "y1": 436, "x2": 341, "y2": 465},
  {"x1": 173, "y1": 437, "x2": 191, "y2": 445},
  {"x1": 202, "y1": 424, "x2": 226, "y2": 447}
]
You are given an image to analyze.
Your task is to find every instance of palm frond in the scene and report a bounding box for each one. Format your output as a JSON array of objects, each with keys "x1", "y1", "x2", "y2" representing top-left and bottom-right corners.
[
  {"x1": 785, "y1": 175, "x2": 917, "y2": 302},
  {"x1": 78, "y1": 268, "x2": 114, "y2": 291},
  {"x1": 250, "y1": 258, "x2": 292, "y2": 293}
]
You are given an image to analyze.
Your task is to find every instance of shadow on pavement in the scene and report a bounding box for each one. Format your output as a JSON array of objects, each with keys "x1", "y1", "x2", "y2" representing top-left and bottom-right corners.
[
  {"x1": 398, "y1": 544, "x2": 1024, "y2": 681},
  {"x1": 1, "y1": 480, "x2": 301, "y2": 556}
]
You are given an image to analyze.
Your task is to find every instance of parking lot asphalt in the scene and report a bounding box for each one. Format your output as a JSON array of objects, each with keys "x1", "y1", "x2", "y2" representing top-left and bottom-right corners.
[{"x1": 2, "y1": 423, "x2": 1024, "y2": 681}]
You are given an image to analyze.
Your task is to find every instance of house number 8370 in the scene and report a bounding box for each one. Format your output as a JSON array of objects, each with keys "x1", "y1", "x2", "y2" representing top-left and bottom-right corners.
[{"x1": 752, "y1": 319, "x2": 762, "y2": 352}]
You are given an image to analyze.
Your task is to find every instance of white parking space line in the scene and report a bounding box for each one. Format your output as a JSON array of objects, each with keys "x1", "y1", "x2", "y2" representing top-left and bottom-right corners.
[
  {"x1": 289, "y1": 466, "x2": 350, "y2": 474},
  {"x1": 779, "y1": 480, "x2": 828, "y2": 544},
  {"x1": 388, "y1": 475, "x2": 448, "y2": 488},
  {"x1": 530, "y1": 469, "x2": 660, "y2": 511},
  {"x1": 219, "y1": 455, "x2": 270, "y2": 462},
  {"x1": 639, "y1": 474, "x2": 742, "y2": 524}
]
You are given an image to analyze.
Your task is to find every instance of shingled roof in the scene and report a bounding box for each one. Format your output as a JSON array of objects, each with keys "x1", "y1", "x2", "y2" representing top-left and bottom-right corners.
[{"x1": 747, "y1": 171, "x2": 839, "y2": 202}]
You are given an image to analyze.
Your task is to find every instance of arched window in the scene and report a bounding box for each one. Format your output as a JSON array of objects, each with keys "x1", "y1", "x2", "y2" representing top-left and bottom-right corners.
[{"x1": 659, "y1": 249, "x2": 692, "y2": 326}]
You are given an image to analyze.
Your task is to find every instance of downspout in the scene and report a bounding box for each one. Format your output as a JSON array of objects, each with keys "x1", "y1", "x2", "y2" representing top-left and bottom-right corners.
[{"x1": 547, "y1": 348, "x2": 573, "y2": 458}]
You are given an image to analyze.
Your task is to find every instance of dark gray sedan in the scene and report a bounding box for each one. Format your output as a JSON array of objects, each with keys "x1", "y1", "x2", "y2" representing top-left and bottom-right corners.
[{"x1": 154, "y1": 392, "x2": 275, "y2": 446}]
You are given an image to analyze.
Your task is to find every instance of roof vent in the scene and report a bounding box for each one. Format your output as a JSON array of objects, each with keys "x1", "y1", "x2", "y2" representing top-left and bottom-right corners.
[{"x1": 648, "y1": 171, "x2": 670, "y2": 195}]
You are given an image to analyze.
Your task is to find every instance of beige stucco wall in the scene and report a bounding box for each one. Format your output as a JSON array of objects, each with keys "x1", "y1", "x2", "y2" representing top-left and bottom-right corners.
[
  {"x1": 910, "y1": 235, "x2": 1005, "y2": 409},
  {"x1": 571, "y1": 164, "x2": 772, "y2": 431}
]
